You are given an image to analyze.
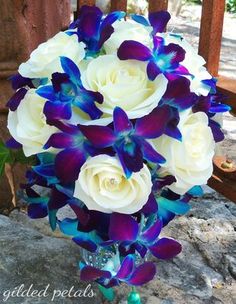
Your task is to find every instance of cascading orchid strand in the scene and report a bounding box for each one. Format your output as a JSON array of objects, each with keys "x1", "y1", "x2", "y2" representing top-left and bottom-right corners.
[{"x1": 6, "y1": 5, "x2": 231, "y2": 302}]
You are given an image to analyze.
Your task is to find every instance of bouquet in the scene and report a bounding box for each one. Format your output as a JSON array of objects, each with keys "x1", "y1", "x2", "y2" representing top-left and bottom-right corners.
[{"x1": 6, "y1": 5, "x2": 230, "y2": 302}]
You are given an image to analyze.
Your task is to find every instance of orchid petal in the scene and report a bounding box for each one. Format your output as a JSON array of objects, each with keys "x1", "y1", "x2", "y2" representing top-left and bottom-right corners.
[
  {"x1": 149, "y1": 11, "x2": 171, "y2": 34},
  {"x1": 142, "y1": 140, "x2": 166, "y2": 164},
  {"x1": 128, "y1": 262, "x2": 156, "y2": 286},
  {"x1": 28, "y1": 203, "x2": 48, "y2": 219},
  {"x1": 116, "y1": 255, "x2": 135, "y2": 280},
  {"x1": 163, "y1": 43, "x2": 185, "y2": 64},
  {"x1": 58, "y1": 218, "x2": 79, "y2": 236},
  {"x1": 6, "y1": 88, "x2": 27, "y2": 111},
  {"x1": 113, "y1": 107, "x2": 132, "y2": 134},
  {"x1": 55, "y1": 148, "x2": 86, "y2": 183},
  {"x1": 48, "y1": 188, "x2": 69, "y2": 210},
  {"x1": 109, "y1": 213, "x2": 139, "y2": 241},
  {"x1": 116, "y1": 140, "x2": 143, "y2": 176},
  {"x1": 60, "y1": 56, "x2": 81, "y2": 85},
  {"x1": 10, "y1": 73, "x2": 34, "y2": 90},
  {"x1": 157, "y1": 197, "x2": 190, "y2": 215},
  {"x1": 140, "y1": 192, "x2": 158, "y2": 215},
  {"x1": 135, "y1": 106, "x2": 171, "y2": 139},
  {"x1": 209, "y1": 119, "x2": 224, "y2": 142},
  {"x1": 131, "y1": 14, "x2": 150, "y2": 26},
  {"x1": 73, "y1": 236, "x2": 97, "y2": 252},
  {"x1": 149, "y1": 237, "x2": 182, "y2": 259},
  {"x1": 118, "y1": 41, "x2": 152, "y2": 61},
  {"x1": 209, "y1": 102, "x2": 231, "y2": 113},
  {"x1": 5, "y1": 137, "x2": 22, "y2": 149},
  {"x1": 44, "y1": 133, "x2": 76, "y2": 149},
  {"x1": 78, "y1": 124, "x2": 115, "y2": 148},
  {"x1": 80, "y1": 265, "x2": 111, "y2": 281},
  {"x1": 147, "y1": 61, "x2": 162, "y2": 81},
  {"x1": 36, "y1": 86, "x2": 56, "y2": 101},
  {"x1": 141, "y1": 219, "x2": 163, "y2": 244},
  {"x1": 43, "y1": 100, "x2": 72, "y2": 120}
]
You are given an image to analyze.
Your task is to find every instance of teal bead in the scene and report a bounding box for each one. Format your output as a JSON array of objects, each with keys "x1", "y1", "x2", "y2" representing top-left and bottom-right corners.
[{"x1": 127, "y1": 291, "x2": 142, "y2": 304}]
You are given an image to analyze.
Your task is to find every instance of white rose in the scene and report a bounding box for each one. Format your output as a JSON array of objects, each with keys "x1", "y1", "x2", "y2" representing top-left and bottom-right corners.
[
  {"x1": 7, "y1": 89, "x2": 57, "y2": 157},
  {"x1": 74, "y1": 155, "x2": 152, "y2": 214},
  {"x1": 160, "y1": 33, "x2": 212, "y2": 96},
  {"x1": 19, "y1": 31, "x2": 85, "y2": 79},
  {"x1": 104, "y1": 19, "x2": 152, "y2": 54},
  {"x1": 77, "y1": 55, "x2": 167, "y2": 125},
  {"x1": 152, "y1": 111, "x2": 215, "y2": 195}
]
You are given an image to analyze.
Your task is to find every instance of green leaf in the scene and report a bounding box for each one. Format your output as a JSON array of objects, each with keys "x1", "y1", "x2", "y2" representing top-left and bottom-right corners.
[
  {"x1": 11, "y1": 148, "x2": 36, "y2": 165},
  {"x1": 0, "y1": 141, "x2": 13, "y2": 177},
  {"x1": 98, "y1": 284, "x2": 115, "y2": 302}
]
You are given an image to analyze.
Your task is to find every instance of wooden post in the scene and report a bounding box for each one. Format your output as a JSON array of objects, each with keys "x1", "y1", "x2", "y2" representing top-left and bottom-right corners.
[
  {"x1": 0, "y1": 0, "x2": 71, "y2": 208},
  {"x1": 111, "y1": 0, "x2": 127, "y2": 11},
  {"x1": 77, "y1": 0, "x2": 95, "y2": 9},
  {"x1": 198, "y1": 0, "x2": 225, "y2": 76},
  {"x1": 149, "y1": 0, "x2": 168, "y2": 12}
]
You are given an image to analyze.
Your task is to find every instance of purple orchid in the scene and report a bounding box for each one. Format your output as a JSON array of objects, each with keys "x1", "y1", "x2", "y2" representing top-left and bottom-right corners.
[
  {"x1": 36, "y1": 56, "x2": 103, "y2": 121},
  {"x1": 80, "y1": 253, "x2": 156, "y2": 288},
  {"x1": 79, "y1": 106, "x2": 181, "y2": 178},
  {"x1": 68, "y1": 5, "x2": 125, "y2": 55},
  {"x1": 159, "y1": 76, "x2": 197, "y2": 110},
  {"x1": 192, "y1": 92, "x2": 231, "y2": 142},
  {"x1": 108, "y1": 213, "x2": 182, "y2": 259},
  {"x1": 131, "y1": 10, "x2": 171, "y2": 35},
  {"x1": 43, "y1": 120, "x2": 93, "y2": 183},
  {"x1": 118, "y1": 36, "x2": 190, "y2": 81},
  {"x1": 6, "y1": 73, "x2": 47, "y2": 111}
]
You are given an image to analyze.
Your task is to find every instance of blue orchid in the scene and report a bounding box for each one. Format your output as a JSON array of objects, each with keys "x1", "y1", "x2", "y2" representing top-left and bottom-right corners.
[
  {"x1": 68, "y1": 5, "x2": 125, "y2": 55},
  {"x1": 156, "y1": 186, "x2": 203, "y2": 226},
  {"x1": 80, "y1": 253, "x2": 156, "y2": 288},
  {"x1": 107, "y1": 213, "x2": 182, "y2": 259},
  {"x1": 130, "y1": 10, "x2": 171, "y2": 35},
  {"x1": 79, "y1": 106, "x2": 181, "y2": 178},
  {"x1": 36, "y1": 56, "x2": 103, "y2": 121},
  {"x1": 118, "y1": 35, "x2": 190, "y2": 81},
  {"x1": 23, "y1": 185, "x2": 70, "y2": 231}
]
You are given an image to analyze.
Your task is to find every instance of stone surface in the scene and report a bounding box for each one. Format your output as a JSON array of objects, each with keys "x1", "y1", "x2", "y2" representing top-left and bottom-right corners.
[
  {"x1": 1, "y1": 191, "x2": 236, "y2": 303},
  {"x1": 0, "y1": 214, "x2": 102, "y2": 304}
]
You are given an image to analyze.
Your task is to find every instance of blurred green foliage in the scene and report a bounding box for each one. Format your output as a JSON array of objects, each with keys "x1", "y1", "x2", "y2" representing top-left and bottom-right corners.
[{"x1": 0, "y1": 140, "x2": 35, "y2": 177}]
